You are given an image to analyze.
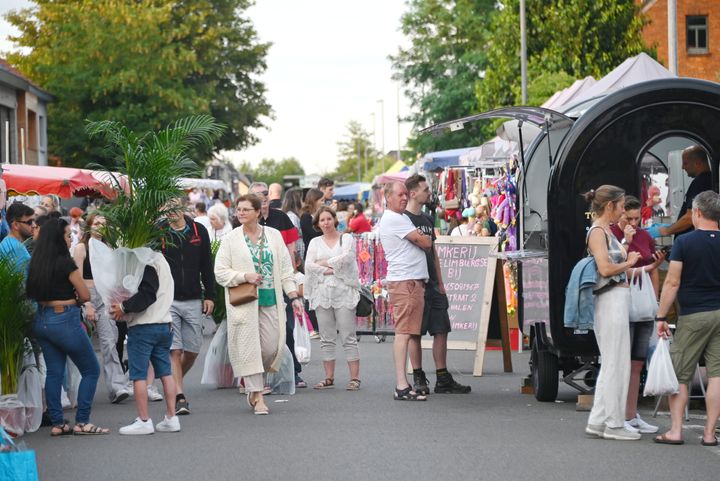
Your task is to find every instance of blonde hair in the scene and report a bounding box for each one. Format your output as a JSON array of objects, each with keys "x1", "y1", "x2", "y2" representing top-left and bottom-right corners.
[{"x1": 582, "y1": 185, "x2": 625, "y2": 218}]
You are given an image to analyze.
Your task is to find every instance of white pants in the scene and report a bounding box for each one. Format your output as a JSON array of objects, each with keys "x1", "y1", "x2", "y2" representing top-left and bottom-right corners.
[
  {"x1": 315, "y1": 306, "x2": 359, "y2": 362},
  {"x1": 90, "y1": 286, "x2": 128, "y2": 398},
  {"x1": 588, "y1": 287, "x2": 631, "y2": 429},
  {"x1": 244, "y1": 306, "x2": 280, "y2": 393}
]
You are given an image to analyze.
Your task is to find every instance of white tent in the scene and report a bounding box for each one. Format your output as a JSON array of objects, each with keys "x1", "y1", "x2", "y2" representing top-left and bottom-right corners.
[{"x1": 541, "y1": 76, "x2": 596, "y2": 110}]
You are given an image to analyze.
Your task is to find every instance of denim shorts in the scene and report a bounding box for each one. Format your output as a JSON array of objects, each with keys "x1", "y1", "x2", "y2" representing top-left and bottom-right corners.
[
  {"x1": 127, "y1": 323, "x2": 173, "y2": 381},
  {"x1": 629, "y1": 321, "x2": 653, "y2": 361}
]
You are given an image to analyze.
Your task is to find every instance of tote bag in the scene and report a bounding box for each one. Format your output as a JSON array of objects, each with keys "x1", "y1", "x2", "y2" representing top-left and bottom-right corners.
[{"x1": 0, "y1": 426, "x2": 39, "y2": 481}]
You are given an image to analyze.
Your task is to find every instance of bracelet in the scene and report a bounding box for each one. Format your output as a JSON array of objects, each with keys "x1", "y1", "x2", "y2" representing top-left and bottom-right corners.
[
  {"x1": 655, "y1": 316, "x2": 667, "y2": 322},
  {"x1": 289, "y1": 297, "x2": 303, "y2": 303}
]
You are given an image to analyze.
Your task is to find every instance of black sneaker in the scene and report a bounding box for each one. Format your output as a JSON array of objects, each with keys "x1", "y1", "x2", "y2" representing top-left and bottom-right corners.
[
  {"x1": 175, "y1": 397, "x2": 191, "y2": 415},
  {"x1": 412, "y1": 370, "x2": 430, "y2": 396},
  {"x1": 434, "y1": 374, "x2": 471, "y2": 394}
]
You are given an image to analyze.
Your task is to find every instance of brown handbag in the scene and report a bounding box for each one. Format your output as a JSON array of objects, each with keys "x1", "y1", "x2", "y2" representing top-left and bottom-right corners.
[{"x1": 228, "y1": 283, "x2": 258, "y2": 306}]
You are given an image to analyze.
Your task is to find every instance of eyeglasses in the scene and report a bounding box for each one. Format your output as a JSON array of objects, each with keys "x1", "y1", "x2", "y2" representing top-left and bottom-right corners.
[
  {"x1": 15, "y1": 219, "x2": 35, "y2": 226},
  {"x1": 237, "y1": 208, "x2": 257, "y2": 213}
]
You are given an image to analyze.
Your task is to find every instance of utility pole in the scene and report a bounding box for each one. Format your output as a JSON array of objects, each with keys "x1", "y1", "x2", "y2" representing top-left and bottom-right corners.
[
  {"x1": 377, "y1": 99, "x2": 385, "y2": 173},
  {"x1": 668, "y1": 0, "x2": 678, "y2": 75},
  {"x1": 520, "y1": 0, "x2": 528, "y2": 104}
]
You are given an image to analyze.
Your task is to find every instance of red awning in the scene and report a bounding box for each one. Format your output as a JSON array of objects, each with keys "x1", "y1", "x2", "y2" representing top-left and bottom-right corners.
[{"x1": 0, "y1": 163, "x2": 115, "y2": 199}]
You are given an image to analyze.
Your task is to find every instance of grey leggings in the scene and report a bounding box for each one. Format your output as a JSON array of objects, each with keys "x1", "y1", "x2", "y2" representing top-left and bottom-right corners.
[{"x1": 315, "y1": 306, "x2": 359, "y2": 362}]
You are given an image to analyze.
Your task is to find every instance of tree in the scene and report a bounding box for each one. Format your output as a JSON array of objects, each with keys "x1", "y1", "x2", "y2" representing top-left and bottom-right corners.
[
  {"x1": 332, "y1": 121, "x2": 380, "y2": 183},
  {"x1": 5, "y1": 1, "x2": 271, "y2": 168},
  {"x1": 245, "y1": 158, "x2": 305, "y2": 186},
  {"x1": 390, "y1": 0, "x2": 496, "y2": 155},
  {"x1": 477, "y1": 0, "x2": 650, "y2": 111}
]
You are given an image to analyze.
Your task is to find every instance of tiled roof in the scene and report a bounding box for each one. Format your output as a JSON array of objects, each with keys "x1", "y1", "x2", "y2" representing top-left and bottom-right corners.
[{"x1": 0, "y1": 57, "x2": 53, "y2": 100}]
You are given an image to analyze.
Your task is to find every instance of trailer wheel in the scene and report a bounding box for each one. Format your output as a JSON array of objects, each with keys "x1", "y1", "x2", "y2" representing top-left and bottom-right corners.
[{"x1": 531, "y1": 338, "x2": 559, "y2": 402}]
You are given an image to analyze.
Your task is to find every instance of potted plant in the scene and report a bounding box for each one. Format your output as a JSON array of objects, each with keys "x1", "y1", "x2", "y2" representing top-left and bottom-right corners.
[{"x1": 0, "y1": 255, "x2": 34, "y2": 396}]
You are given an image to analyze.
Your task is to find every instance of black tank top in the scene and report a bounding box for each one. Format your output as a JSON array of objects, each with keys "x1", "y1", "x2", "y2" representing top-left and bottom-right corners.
[{"x1": 83, "y1": 243, "x2": 93, "y2": 280}]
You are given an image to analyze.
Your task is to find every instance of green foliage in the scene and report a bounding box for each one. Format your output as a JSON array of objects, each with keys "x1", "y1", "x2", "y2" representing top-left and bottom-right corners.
[
  {"x1": 4, "y1": 0, "x2": 270, "y2": 168},
  {"x1": 524, "y1": 71, "x2": 576, "y2": 107},
  {"x1": 332, "y1": 121, "x2": 381, "y2": 183},
  {"x1": 477, "y1": 0, "x2": 650, "y2": 111},
  {"x1": 240, "y1": 158, "x2": 306, "y2": 186},
  {"x1": 390, "y1": 0, "x2": 497, "y2": 154},
  {"x1": 87, "y1": 115, "x2": 225, "y2": 249},
  {"x1": 0, "y1": 255, "x2": 34, "y2": 395}
]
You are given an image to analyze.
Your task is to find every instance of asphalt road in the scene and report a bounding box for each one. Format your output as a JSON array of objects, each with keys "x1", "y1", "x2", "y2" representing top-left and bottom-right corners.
[{"x1": 22, "y1": 333, "x2": 720, "y2": 481}]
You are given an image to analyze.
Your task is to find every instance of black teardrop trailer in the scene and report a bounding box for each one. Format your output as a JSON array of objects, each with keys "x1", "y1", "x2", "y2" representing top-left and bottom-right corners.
[{"x1": 423, "y1": 78, "x2": 720, "y2": 401}]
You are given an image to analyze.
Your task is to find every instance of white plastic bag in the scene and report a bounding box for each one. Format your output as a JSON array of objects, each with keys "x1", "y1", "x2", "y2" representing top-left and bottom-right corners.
[
  {"x1": 200, "y1": 320, "x2": 238, "y2": 389},
  {"x1": 629, "y1": 267, "x2": 657, "y2": 323},
  {"x1": 293, "y1": 312, "x2": 311, "y2": 365},
  {"x1": 0, "y1": 395, "x2": 25, "y2": 437},
  {"x1": 17, "y1": 343, "x2": 42, "y2": 433},
  {"x1": 265, "y1": 346, "x2": 296, "y2": 395},
  {"x1": 89, "y1": 238, "x2": 152, "y2": 308},
  {"x1": 643, "y1": 337, "x2": 680, "y2": 396}
]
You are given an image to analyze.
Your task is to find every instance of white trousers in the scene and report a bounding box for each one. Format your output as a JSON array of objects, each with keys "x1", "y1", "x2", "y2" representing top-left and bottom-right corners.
[
  {"x1": 315, "y1": 306, "x2": 359, "y2": 362},
  {"x1": 90, "y1": 286, "x2": 128, "y2": 398},
  {"x1": 588, "y1": 287, "x2": 631, "y2": 429}
]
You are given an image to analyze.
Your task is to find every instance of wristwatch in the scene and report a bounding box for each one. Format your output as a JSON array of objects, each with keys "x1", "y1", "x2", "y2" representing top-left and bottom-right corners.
[{"x1": 655, "y1": 316, "x2": 667, "y2": 322}]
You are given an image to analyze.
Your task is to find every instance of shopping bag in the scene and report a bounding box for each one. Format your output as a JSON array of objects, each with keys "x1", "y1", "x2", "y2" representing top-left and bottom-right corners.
[
  {"x1": 17, "y1": 345, "x2": 42, "y2": 434},
  {"x1": 629, "y1": 267, "x2": 657, "y2": 323},
  {"x1": 0, "y1": 396, "x2": 25, "y2": 437},
  {"x1": 200, "y1": 320, "x2": 238, "y2": 389},
  {"x1": 643, "y1": 337, "x2": 680, "y2": 397},
  {"x1": 293, "y1": 312, "x2": 312, "y2": 365},
  {"x1": 0, "y1": 426, "x2": 39, "y2": 481},
  {"x1": 265, "y1": 346, "x2": 296, "y2": 395}
]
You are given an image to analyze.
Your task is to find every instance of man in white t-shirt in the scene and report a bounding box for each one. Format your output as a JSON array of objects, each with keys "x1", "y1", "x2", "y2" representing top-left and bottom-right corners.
[{"x1": 377, "y1": 181, "x2": 432, "y2": 401}]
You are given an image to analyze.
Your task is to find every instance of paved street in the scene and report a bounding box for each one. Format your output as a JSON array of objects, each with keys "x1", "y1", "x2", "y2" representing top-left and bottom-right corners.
[{"x1": 23, "y1": 333, "x2": 720, "y2": 481}]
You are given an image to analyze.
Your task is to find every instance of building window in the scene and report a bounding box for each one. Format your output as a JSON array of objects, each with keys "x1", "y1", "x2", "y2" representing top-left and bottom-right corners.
[{"x1": 687, "y1": 16, "x2": 709, "y2": 54}]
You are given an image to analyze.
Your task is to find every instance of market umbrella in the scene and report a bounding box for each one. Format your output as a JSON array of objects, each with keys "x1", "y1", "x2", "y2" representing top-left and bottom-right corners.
[{"x1": 1, "y1": 163, "x2": 109, "y2": 198}]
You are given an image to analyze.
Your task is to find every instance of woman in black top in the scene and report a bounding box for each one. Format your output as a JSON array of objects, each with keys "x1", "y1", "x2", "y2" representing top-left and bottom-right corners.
[
  {"x1": 300, "y1": 188, "x2": 324, "y2": 250},
  {"x1": 27, "y1": 218, "x2": 109, "y2": 435}
]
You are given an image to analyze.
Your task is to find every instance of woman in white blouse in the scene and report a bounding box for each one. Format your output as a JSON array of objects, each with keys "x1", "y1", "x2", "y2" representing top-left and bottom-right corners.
[
  {"x1": 207, "y1": 204, "x2": 233, "y2": 242},
  {"x1": 305, "y1": 206, "x2": 361, "y2": 391}
]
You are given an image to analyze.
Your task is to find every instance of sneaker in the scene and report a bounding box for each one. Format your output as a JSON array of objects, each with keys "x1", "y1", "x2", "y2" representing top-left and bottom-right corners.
[
  {"x1": 623, "y1": 420, "x2": 640, "y2": 434},
  {"x1": 119, "y1": 417, "x2": 154, "y2": 435},
  {"x1": 412, "y1": 370, "x2": 430, "y2": 396},
  {"x1": 434, "y1": 374, "x2": 471, "y2": 394},
  {"x1": 585, "y1": 423, "x2": 605, "y2": 438},
  {"x1": 147, "y1": 384, "x2": 164, "y2": 402},
  {"x1": 627, "y1": 414, "x2": 658, "y2": 434},
  {"x1": 155, "y1": 415, "x2": 181, "y2": 433},
  {"x1": 175, "y1": 397, "x2": 190, "y2": 415},
  {"x1": 111, "y1": 388, "x2": 130, "y2": 404},
  {"x1": 603, "y1": 426, "x2": 641, "y2": 441}
]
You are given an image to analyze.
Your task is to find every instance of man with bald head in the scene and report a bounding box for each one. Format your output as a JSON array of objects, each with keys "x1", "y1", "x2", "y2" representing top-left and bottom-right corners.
[
  {"x1": 268, "y1": 183, "x2": 283, "y2": 209},
  {"x1": 660, "y1": 145, "x2": 713, "y2": 238},
  {"x1": 377, "y1": 181, "x2": 433, "y2": 401}
]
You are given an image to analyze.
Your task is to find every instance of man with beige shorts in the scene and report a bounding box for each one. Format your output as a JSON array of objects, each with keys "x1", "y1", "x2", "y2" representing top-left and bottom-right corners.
[{"x1": 377, "y1": 182, "x2": 432, "y2": 401}]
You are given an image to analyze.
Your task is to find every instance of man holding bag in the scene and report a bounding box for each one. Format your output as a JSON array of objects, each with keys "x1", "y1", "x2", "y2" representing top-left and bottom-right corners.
[
  {"x1": 610, "y1": 196, "x2": 665, "y2": 434},
  {"x1": 655, "y1": 190, "x2": 720, "y2": 446}
]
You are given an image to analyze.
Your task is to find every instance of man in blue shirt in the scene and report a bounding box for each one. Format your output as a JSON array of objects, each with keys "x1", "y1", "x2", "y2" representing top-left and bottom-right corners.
[
  {"x1": 655, "y1": 190, "x2": 720, "y2": 446},
  {"x1": 0, "y1": 202, "x2": 35, "y2": 274}
]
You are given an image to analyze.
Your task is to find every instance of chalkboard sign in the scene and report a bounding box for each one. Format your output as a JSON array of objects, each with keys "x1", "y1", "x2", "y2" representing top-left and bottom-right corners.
[{"x1": 424, "y1": 236, "x2": 510, "y2": 375}]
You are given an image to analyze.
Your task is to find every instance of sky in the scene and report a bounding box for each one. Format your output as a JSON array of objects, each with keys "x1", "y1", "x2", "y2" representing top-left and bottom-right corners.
[{"x1": 0, "y1": 0, "x2": 414, "y2": 176}]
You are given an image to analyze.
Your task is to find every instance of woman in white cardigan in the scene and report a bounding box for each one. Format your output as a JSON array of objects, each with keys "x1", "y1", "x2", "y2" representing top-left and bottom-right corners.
[
  {"x1": 305, "y1": 206, "x2": 361, "y2": 391},
  {"x1": 214, "y1": 194, "x2": 303, "y2": 415}
]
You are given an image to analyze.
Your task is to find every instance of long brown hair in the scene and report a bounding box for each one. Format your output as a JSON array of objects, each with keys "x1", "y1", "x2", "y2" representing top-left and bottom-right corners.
[{"x1": 301, "y1": 188, "x2": 324, "y2": 215}]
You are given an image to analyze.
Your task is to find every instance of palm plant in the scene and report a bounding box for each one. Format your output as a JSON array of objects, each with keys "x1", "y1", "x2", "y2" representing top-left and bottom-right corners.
[
  {"x1": 86, "y1": 115, "x2": 225, "y2": 249},
  {"x1": 0, "y1": 256, "x2": 34, "y2": 395}
]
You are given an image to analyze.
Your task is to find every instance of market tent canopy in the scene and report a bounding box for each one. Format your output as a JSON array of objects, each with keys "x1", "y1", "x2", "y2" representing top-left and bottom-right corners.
[
  {"x1": 178, "y1": 177, "x2": 230, "y2": 193},
  {"x1": 421, "y1": 147, "x2": 478, "y2": 171},
  {"x1": 1, "y1": 163, "x2": 109, "y2": 198},
  {"x1": 333, "y1": 182, "x2": 371, "y2": 200},
  {"x1": 384, "y1": 159, "x2": 408, "y2": 174},
  {"x1": 541, "y1": 76, "x2": 596, "y2": 111},
  {"x1": 374, "y1": 171, "x2": 410, "y2": 185}
]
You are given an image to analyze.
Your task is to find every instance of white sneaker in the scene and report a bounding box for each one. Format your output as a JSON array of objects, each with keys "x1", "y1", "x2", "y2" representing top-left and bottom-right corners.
[
  {"x1": 119, "y1": 417, "x2": 154, "y2": 435},
  {"x1": 603, "y1": 426, "x2": 641, "y2": 441},
  {"x1": 623, "y1": 420, "x2": 640, "y2": 434},
  {"x1": 155, "y1": 415, "x2": 181, "y2": 433},
  {"x1": 111, "y1": 388, "x2": 131, "y2": 404},
  {"x1": 627, "y1": 414, "x2": 658, "y2": 434},
  {"x1": 147, "y1": 384, "x2": 164, "y2": 402}
]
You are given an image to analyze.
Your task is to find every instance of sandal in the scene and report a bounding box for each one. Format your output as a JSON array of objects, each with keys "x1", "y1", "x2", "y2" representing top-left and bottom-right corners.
[
  {"x1": 394, "y1": 386, "x2": 427, "y2": 401},
  {"x1": 314, "y1": 378, "x2": 335, "y2": 390},
  {"x1": 50, "y1": 421, "x2": 72, "y2": 437},
  {"x1": 73, "y1": 423, "x2": 110, "y2": 435},
  {"x1": 346, "y1": 379, "x2": 361, "y2": 391}
]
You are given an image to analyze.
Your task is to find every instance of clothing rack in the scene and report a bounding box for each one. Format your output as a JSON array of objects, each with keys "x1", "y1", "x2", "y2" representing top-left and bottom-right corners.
[{"x1": 353, "y1": 233, "x2": 395, "y2": 342}]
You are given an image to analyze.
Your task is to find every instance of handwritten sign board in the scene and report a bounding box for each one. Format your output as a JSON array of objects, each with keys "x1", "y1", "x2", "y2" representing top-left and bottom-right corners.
[{"x1": 423, "y1": 236, "x2": 510, "y2": 375}]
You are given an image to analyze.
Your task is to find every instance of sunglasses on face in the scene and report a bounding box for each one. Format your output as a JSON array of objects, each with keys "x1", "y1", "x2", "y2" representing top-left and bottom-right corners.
[{"x1": 16, "y1": 219, "x2": 35, "y2": 226}]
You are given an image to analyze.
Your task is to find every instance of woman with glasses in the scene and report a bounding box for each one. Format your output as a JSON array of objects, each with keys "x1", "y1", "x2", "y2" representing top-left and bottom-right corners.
[
  {"x1": 214, "y1": 194, "x2": 304, "y2": 415},
  {"x1": 27, "y1": 218, "x2": 109, "y2": 435}
]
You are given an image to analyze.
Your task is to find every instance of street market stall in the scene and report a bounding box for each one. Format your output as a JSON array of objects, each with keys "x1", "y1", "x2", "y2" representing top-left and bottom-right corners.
[{"x1": 1, "y1": 163, "x2": 110, "y2": 198}]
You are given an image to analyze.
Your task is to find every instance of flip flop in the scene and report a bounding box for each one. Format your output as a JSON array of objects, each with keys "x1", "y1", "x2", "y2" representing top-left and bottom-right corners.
[
  {"x1": 73, "y1": 423, "x2": 110, "y2": 435},
  {"x1": 653, "y1": 433, "x2": 684, "y2": 445},
  {"x1": 701, "y1": 437, "x2": 718, "y2": 446}
]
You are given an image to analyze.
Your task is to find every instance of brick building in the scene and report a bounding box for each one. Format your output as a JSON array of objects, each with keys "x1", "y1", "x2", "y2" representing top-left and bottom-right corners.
[
  {"x1": 0, "y1": 59, "x2": 53, "y2": 166},
  {"x1": 639, "y1": 1, "x2": 720, "y2": 80}
]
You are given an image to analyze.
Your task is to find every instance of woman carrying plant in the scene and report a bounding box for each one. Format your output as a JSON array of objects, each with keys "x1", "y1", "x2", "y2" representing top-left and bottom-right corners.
[
  {"x1": 305, "y1": 206, "x2": 361, "y2": 391},
  {"x1": 214, "y1": 194, "x2": 304, "y2": 415},
  {"x1": 583, "y1": 185, "x2": 641, "y2": 441},
  {"x1": 26, "y1": 218, "x2": 109, "y2": 435},
  {"x1": 72, "y1": 214, "x2": 131, "y2": 404}
]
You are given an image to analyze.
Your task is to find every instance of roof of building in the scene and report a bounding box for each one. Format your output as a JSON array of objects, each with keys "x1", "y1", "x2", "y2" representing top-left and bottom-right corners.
[{"x1": 0, "y1": 58, "x2": 54, "y2": 102}]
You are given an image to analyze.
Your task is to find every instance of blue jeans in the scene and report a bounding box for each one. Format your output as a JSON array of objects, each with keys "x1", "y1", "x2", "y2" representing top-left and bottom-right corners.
[{"x1": 32, "y1": 305, "x2": 100, "y2": 425}]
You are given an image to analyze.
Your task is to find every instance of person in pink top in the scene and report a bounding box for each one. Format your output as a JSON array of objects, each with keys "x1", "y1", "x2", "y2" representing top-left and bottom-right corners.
[{"x1": 610, "y1": 195, "x2": 666, "y2": 435}]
